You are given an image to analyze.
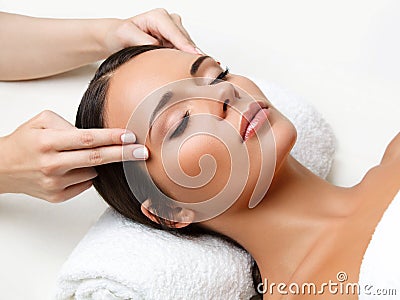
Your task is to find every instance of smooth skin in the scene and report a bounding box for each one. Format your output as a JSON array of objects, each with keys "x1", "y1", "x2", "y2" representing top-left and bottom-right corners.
[
  {"x1": 0, "y1": 9, "x2": 202, "y2": 202},
  {"x1": 104, "y1": 48, "x2": 400, "y2": 299}
]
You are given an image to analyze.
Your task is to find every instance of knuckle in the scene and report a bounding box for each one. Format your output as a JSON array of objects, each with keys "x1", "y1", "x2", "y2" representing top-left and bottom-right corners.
[
  {"x1": 88, "y1": 149, "x2": 103, "y2": 165},
  {"x1": 114, "y1": 21, "x2": 134, "y2": 46},
  {"x1": 111, "y1": 130, "x2": 122, "y2": 144},
  {"x1": 153, "y1": 8, "x2": 168, "y2": 16},
  {"x1": 37, "y1": 136, "x2": 53, "y2": 152},
  {"x1": 171, "y1": 13, "x2": 181, "y2": 22},
  {"x1": 80, "y1": 132, "x2": 95, "y2": 147},
  {"x1": 39, "y1": 160, "x2": 60, "y2": 176},
  {"x1": 40, "y1": 176, "x2": 60, "y2": 192},
  {"x1": 36, "y1": 110, "x2": 54, "y2": 122}
]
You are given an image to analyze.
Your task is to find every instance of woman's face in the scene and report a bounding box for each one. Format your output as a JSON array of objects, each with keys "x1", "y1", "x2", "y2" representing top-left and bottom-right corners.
[{"x1": 105, "y1": 48, "x2": 296, "y2": 220}]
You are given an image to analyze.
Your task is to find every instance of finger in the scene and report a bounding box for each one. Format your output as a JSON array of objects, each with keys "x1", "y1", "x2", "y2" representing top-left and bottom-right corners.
[
  {"x1": 169, "y1": 15, "x2": 203, "y2": 54},
  {"x1": 59, "y1": 143, "x2": 149, "y2": 170},
  {"x1": 31, "y1": 110, "x2": 74, "y2": 130},
  {"x1": 120, "y1": 21, "x2": 160, "y2": 46},
  {"x1": 47, "y1": 128, "x2": 136, "y2": 151},
  {"x1": 60, "y1": 180, "x2": 93, "y2": 202},
  {"x1": 147, "y1": 11, "x2": 199, "y2": 54},
  {"x1": 159, "y1": 40, "x2": 174, "y2": 48},
  {"x1": 170, "y1": 13, "x2": 194, "y2": 45},
  {"x1": 61, "y1": 167, "x2": 98, "y2": 188}
]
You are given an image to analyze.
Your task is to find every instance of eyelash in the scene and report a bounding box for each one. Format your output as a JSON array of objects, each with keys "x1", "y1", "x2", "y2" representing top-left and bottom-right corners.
[
  {"x1": 169, "y1": 110, "x2": 190, "y2": 139},
  {"x1": 210, "y1": 67, "x2": 229, "y2": 85},
  {"x1": 169, "y1": 67, "x2": 230, "y2": 139}
]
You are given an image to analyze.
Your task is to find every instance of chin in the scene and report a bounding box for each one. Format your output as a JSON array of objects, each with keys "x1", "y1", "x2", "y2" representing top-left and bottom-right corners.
[{"x1": 270, "y1": 109, "x2": 297, "y2": 173}]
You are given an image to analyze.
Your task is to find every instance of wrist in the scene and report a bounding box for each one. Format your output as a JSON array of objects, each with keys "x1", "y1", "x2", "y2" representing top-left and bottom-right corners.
[
  {"x1": 89, "y1": 18, "x2": 124, "y2": 58},
  {"x1": 0, "y1": 136, "x2": 10, "y2": 194}
]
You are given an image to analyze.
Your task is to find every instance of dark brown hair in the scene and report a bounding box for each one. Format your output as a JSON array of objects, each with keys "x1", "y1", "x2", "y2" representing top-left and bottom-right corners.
[{"x1": 75, "y1": 45, "x2": 261, "y2": 298}]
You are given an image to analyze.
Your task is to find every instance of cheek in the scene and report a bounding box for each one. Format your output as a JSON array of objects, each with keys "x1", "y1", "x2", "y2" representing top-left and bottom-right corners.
[
  {"x1": 144, "y1": 134, "x2": 233, "y2": 204},
  {"x1": 178, "y1": 135, "x2": 230, "y2": 177},
  {"x1": 152, "y1": 134, "x2": 232, "y2": 203},
  {"x1": 229, "y1": 75, "x2": 265, "y2": 98}
]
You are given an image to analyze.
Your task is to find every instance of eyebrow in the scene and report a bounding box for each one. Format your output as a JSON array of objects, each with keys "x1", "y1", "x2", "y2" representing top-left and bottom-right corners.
[
  {"x1": 149, "y1": 91, "x2": 173, "y2": 126},
  {"x1": 148, "y1": 55, "x2": 212, "y2": 127},
  {"x1": 190, "y1": 55, "x2": 211, "y2": 75}
]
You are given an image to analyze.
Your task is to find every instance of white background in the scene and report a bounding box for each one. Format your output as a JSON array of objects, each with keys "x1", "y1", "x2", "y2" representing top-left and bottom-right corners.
[{"x1": 0, "y1": 1, "x2": 399, "y2": 299}]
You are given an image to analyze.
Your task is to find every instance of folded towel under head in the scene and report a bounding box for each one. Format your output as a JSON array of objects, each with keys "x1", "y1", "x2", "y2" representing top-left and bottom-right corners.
[{"x1": 54, "y1": 79, "x2": 336, "y2": 300}]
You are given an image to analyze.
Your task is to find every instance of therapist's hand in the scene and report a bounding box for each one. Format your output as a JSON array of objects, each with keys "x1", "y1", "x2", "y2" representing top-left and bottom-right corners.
[
  {"x1": 0, "y1": 110, "x2": 147, "y2": 203},
  {"x1": 0, "y1": 9, "x2": 203, "y2": 80},
  {"x1": 99, "y1": 8, "x2": 203, "y2": 55}
]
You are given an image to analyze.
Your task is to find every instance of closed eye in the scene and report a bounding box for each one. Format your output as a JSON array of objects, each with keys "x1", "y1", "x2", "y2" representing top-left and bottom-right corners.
[
  {"x1": 169, "y1": 110, "x2": 190, "y2": 139},
  {"x1": 209, "y1": 67, "x2": 229, "y2": 85},
  {"x1": 168, "y1": 67, "x2": 230, "y2": 139},
  {"x1": 223, "y1": 99, "x2": 229, "y2": 112}
]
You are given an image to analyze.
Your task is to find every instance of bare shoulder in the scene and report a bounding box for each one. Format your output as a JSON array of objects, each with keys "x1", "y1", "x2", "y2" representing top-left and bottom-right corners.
[
  {"x1": 381, "y1": 132, "x2": 400, "y2": 166},
  {"x1": 377, "y1": 131, "x2": 400, "y2": 192},
  {"x1": 358, "y1": 132, "x2": 399, "y2": 201}
]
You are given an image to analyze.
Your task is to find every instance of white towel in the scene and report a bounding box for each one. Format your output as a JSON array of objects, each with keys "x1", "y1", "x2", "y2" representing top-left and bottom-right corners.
[
  {"x1": 55, "y1": 207, "x2": 256, "y2": 300},
  {"x1": 54, "y1": 79, "x2": 336, "y2": 300},
  {"x1": 259, "y1": 79, "x2": 335, "y2": 179},
  {"x1": 358, "y1": 189, "x2": 400, "y2": 300}
]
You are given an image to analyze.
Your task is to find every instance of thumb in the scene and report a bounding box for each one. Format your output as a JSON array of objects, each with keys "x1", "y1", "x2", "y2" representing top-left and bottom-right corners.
[
  {"x1": 119, "y1": 21, "x2": 160, "y2": 46},
  {"x1": 31, "y1": 110, "x2": 74, "y2": 130}
]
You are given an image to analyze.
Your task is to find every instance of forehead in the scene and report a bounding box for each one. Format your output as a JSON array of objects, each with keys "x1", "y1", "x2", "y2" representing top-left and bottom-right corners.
[{"x1": 105, "y1": 48, "x2": 198, "y2": 129}]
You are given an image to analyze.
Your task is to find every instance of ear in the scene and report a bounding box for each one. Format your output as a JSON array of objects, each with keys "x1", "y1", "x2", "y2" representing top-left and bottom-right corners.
[
  {"x1": 140, "y1": 199, "x2": 195, "y2": 228},
  {"x1": 140, "y1": 199, "x2": 160, "y2": 224}
]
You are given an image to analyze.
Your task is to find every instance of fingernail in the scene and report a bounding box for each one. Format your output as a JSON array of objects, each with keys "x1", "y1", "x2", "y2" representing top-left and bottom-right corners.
[
  {"x1": 133, "y1": 146, "x2": 149, "y2": 160},
  {"x1": 194, "y1": 46, "x2": 205, "y2": 55},
  {"x1": 121, "y1": 132, "x2": 136, "y2": 144}
]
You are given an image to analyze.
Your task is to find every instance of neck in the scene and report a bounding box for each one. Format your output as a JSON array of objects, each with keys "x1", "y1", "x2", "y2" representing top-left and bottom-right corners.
[{"x1": 208, "y1": 155, "x2": 353, "y2": 284}]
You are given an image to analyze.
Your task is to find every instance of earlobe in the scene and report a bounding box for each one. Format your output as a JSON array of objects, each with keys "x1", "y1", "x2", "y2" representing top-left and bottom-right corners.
[
  {"x1": 172, "y1": 208, "x2": 195, "y2": 228},
  {"x1": 140, "y1": 199, "x2": 160, "y2": 224},
  {"x1": 140, "y1": 199, "x2": 195, "y2": 228}
]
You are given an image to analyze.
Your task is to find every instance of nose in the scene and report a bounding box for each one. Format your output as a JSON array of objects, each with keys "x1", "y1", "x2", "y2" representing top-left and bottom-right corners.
[
  {"x1": 213, "y1": 81, "x2": 238, "y2": 102},
  {"x1": 206, "y1": 81, "x2": 238, "y2": 119}
]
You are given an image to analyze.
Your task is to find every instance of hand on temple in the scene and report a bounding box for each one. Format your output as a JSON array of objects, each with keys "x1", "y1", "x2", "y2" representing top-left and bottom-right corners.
[
  {"x1": 101, "y1": 8, "x2": 203, "y2": 55},
  {"x1": 0, "y1": 8, "x2": 199, "y2": 200},
  {"x1": 0, "y1": 8, "x2": 202, "y2": 80},
  {"x1": 0, "y1": 110, "x2": 147, "y2": 202}
]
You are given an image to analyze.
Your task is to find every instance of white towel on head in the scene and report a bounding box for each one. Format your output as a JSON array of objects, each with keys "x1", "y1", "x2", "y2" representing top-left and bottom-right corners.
[
  {"x1": 55, "y1": 208, "x2": 256, "y2": 300},
  {"x1": 54, "y1": 79, "x2": 336, "y2": 300}
]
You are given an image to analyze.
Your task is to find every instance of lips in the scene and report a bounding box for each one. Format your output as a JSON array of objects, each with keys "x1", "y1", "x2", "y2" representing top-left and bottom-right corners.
[{"x1": 239, "y1": 101, "x2": 270, "y2": 142}]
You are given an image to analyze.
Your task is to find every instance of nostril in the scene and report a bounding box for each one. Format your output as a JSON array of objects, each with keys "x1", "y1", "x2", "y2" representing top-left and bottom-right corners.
[{"x1": 223, "y1": 99, "x2": 230, "y2": 112}]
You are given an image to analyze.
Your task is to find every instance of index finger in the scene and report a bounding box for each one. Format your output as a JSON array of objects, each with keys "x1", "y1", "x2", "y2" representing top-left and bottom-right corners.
[
  {"x1": 50, "y1": 128, "x2": 137, "y2": 151},
  {"x1": 151, "y1": 12, "x2": 198, "y2": 54}
]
